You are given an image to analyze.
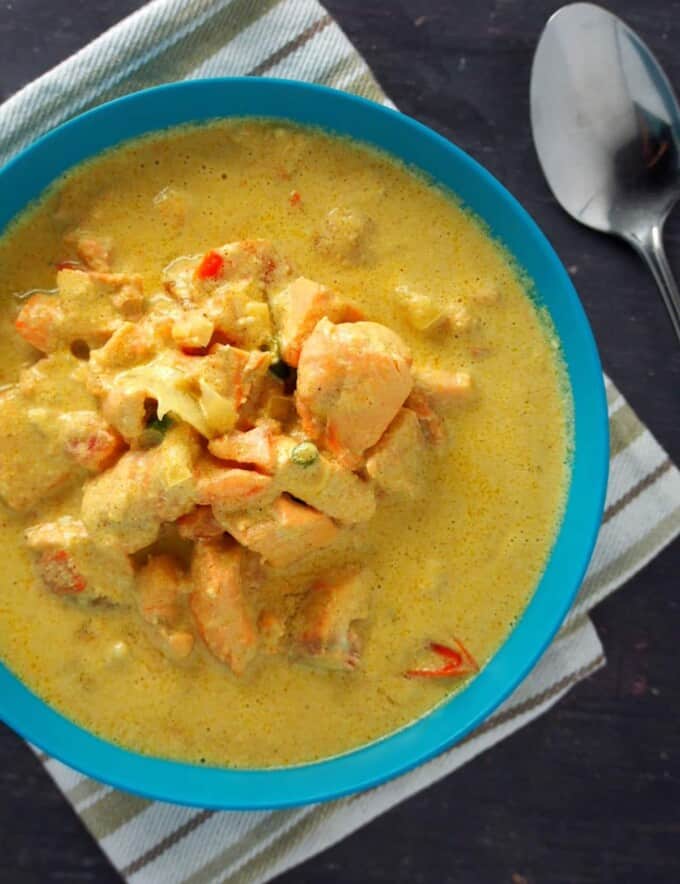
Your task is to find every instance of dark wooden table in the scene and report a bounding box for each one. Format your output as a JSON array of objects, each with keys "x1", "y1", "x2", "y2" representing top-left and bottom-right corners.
[{"x1": 1, "y1": 1, "x2": 678, "y2": 882}]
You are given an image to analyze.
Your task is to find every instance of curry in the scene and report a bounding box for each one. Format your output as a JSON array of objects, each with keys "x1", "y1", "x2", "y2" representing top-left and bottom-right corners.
[{"x1": 0, "y1": 120, "x2": 569, "y2": 767}]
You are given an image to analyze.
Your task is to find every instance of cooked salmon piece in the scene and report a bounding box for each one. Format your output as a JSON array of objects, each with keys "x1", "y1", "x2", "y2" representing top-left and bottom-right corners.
[
  {"x1": 25, "y1": 516, "x2": 134, "y2": 605},
  {"x1": 0, "y1": 351, "x2": 106, "y2": 511},
  {"x1": 176, "y1": 506, "x2": 224, "y2": 541},
  {"x1": 88, "y1": 320, "x2": 168, "y2": 376},
  {"x1": 258, "y1": 610, "x2": 286, "y2": 654},
  {"x1": 195, "y1": 460, "x2": 273, "y2": 513},
  {"x1": 404, "y1": 369, "x2": 474, "y2": 445},
  {"x1": 81, "y1": 425, "x2": 198, "y2": 552},
  {"x1": 296, "y1": 318, "x2": 413, "y2": 468},
  {"x1": 273, "y1": 436, "x2": 376, "y2": 523},
  {"x1": 190, "y1": 541, "x2": 258, "y2": 675},
  {"x1": 57, "y1": 411, "x2": 125, "y2": 472},
  {"x1": 366, "y1": 408, "x2": 426, "y2": 498},
  {"x1": 292, "y1": 568, "x2": 373, "y2": 671},
  {"x1": 15, "y1": 269, "x2": 144, "y2": 353},
  {"x1": 413, "y1": 367, "x2": 475, "y2": 410},
  {"x1": 71, "y1": 233, "x2": 113, "y2": 272},
  {"x1": 219, "y1": 494, "x2": 338, "y2": 568},
  {"x1": 0, "y1": 388, "x2": 81, "y2": 511},
  {"x1": 14, "y1": 295, "x2": 64, "y2": 353},
  {"x1": 404, "y1": 387, "x2": 446, "y2": 445},
  {"x1": 269, "y1": 277, "x2": 362, "y2": 367},
  {"x1": 136, "y1": 554, "x2": 194, "y2": 660},
  {"x1": 208, "y1": 422, "x2": 278, "y2": 473}
]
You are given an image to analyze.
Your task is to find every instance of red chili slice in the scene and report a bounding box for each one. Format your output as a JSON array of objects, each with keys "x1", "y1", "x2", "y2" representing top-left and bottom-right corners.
[
  {"x1": 405, "y1": 637, "x2": 479, "y2": 679},
  {"x1": 195, "y1": 250, "x2": 224, "y2": 281}
]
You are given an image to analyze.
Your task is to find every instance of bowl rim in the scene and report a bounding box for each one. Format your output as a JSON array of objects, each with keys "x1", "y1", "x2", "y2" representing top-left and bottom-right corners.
[{"x1": 0, "y1": 76, "x2": 609, "y2": 809}]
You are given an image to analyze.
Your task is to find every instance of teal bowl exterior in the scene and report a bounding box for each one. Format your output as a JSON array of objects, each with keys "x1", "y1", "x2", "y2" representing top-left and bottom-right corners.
[{"x1": 0, "y1": 78, "x2": 608, "y2": 809}]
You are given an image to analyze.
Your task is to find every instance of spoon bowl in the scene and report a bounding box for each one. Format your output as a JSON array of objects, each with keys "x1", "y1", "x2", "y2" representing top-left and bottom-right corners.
[{"x1": 530, "y1": 2, "x2": 680, "y2": 340}]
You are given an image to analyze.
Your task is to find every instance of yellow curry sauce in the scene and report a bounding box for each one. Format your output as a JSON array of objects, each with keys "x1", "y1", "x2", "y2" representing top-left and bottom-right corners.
[{"x1": 0, "y1": 121, "x2": 569, "y2": 767}]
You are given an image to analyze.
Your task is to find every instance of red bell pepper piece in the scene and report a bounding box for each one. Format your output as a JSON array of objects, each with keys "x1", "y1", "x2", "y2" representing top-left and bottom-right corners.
[{"x1": 195, "y1": 250, "x2": 224, "y2": 281}]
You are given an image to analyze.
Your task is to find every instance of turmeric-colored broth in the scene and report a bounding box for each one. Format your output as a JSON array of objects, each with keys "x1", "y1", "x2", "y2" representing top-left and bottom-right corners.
[{"x1": 0, "y1": 121, "x2": 569, "y2": 767}]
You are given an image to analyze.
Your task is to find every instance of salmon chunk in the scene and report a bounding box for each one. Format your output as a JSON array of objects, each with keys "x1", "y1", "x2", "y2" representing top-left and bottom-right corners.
[
  {"x1": 292, "y1": 569, "x2": 373, "y2": 671},
  {"x1": 190, "y1": 541, "x2": 258, "y2": 674},
  {"x1": 68, "y1": 232, "x2": 113, "y2": 272},
  {"x1": 296, "y1": 318, "x2": 413, "y2": 468},
  {"x1": 269, "y1": 277, "x2": 362, "y2": 367},
  {"x1": 57, "y1": 411, "x2": 125, "y2": 471},
  {"x1": 195, "y1": 460, "x2": 273, "y2": 513},
  {"x1": 176, "y1": 506, "x2": 224, "y2": 541},
  {"x1": 0, "y1": 388, "x2": 81, "y2": 511},
  {"x1": 220, "y1": 494, "x2": 338, "y2": 568},
  {"x1": 15, "y1": 269, "x2": 144, "y2": 353},
  {"x1": 0, "y1": 353, "x2": 101, "y2": 511},
  {"x1": 81, "y1": 425, "x2": 198, "y2": 552},
  {"x1": 136, "y1": 554, "x2": 194, "y2": 660},
  {"x1": 404, "y1": 387, "x2": 445, "y2": 445},
  {"x1": 25, "y1": 516, "x2": 134, "y2": 605},
  {"x1": 413, "y1": 367, "x2": 476, "y2": 410},
  {"x1": 366, "y1": 408, "x2": 426, "y2": 498},
  {"x1": 208, "y1": 423, "x2": 278, "y2": 472},
  {"x1": 88, "y1": 320, "x2": 168, "y2": 376},
  {"x1": 273, "y1": 436, "x2": 376, "y2": 523}
]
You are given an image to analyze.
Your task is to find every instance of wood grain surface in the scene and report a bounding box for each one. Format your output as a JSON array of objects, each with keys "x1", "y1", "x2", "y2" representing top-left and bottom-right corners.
[{"x1": 0, "y1": 1, "x2": 678, "y2": 882}]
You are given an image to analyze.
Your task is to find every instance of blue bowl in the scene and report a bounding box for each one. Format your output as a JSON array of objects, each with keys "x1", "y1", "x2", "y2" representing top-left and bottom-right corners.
[{"x1": 0, "y1": 78, "x2": 608, "y2": 808}]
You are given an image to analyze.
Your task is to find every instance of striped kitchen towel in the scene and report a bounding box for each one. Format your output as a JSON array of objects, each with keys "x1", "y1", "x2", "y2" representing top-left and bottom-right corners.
[{"x1": 1, "y1": 1, "x2": 679, "y2": 882}]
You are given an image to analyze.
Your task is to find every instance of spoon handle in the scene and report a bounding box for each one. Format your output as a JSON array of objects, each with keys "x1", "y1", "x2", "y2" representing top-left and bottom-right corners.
[{"x1": 632, "y1": 222, "x2": 680, "y2": 344}]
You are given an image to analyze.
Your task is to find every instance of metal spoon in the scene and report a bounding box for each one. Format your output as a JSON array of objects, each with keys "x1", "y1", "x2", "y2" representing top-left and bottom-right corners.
[{"x1": 530, "y1": 2, "x2": 680, "y2": 342}]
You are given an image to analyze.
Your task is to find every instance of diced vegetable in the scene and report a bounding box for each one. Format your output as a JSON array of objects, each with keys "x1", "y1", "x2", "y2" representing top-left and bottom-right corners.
[
  {"x1": 195, "y1": 250, "x2": 224, "y2": 280},
  {"x1": 290, "y1": 441, "x2": 319, "y2": 467}
]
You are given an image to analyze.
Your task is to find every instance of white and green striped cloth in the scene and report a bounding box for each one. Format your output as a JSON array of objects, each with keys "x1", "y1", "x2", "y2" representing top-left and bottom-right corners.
[{"x1": 2, "y1": 1, "x2": 679, "y2": 882}]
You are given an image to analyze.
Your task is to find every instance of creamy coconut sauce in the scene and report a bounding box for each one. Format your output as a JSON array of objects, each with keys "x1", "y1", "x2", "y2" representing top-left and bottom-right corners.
[{"x1": 0, "y1": 120, "x2": 569, "y2": 767}]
